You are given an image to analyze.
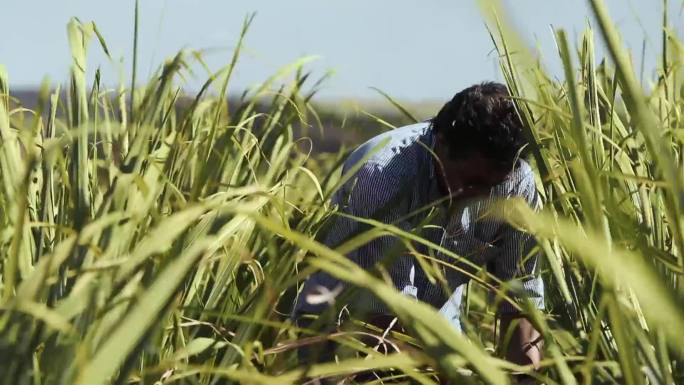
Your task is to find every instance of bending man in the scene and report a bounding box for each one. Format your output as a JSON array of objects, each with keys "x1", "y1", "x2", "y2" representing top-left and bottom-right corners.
[{"x1": 294, "y1": 82, "x2": 544, "y2": 371}]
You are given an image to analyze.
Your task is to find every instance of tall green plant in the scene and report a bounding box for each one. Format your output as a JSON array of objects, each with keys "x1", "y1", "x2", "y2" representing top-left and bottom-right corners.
[
  {"x1": 2, "y1": 2, "x2": 684, "y2": 384},
  {"x1": 479, "y1": 0, "x2": 683, "y2": 384}
]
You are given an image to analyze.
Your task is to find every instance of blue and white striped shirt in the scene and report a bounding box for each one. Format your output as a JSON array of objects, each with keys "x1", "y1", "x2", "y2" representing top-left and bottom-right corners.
[{"x1": 295, "y1": 122, "x2": 544, "y2": 331}]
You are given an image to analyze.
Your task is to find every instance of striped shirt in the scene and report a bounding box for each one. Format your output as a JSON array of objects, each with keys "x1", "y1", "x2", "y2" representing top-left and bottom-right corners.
[{"x1": 295, "y1": 122, "x2": 544, "y2": 331}]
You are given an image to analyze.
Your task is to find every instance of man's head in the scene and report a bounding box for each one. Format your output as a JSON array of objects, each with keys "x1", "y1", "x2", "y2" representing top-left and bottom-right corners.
[{"x1": 431, "y1": 82, "x2": 527, "y2": 197}]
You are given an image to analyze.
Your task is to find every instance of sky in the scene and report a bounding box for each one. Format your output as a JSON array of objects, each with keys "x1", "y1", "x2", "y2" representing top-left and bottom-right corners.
[{"x1": 1, "y1": 1, "x2": 682, "y2": 102}]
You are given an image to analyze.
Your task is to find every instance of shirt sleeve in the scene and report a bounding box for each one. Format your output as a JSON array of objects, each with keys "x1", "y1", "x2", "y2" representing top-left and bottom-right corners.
[
  {"x1": 492, "y1": 173, "x2": 545, "y2": 314},
  {"x1": 292, "y1": 167, "x2": 362, "y2": 317},
  {"x1": 293, "y1": 163, "x2": 409, "y2": 317}
]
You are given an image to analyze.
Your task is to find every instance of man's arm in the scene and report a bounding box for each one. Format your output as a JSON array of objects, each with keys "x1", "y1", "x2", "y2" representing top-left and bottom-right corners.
[
  {"x1": 499, "y1": 314, "x2": 543, "y2": 369},
  {"x1": 494, "y1": 234, "x2": 544, "y2": 371},
  {"x1": 292, "y1": 164, "x2": 403, "y2": 317},
  {"x1": 492, "y1": 168, "x2": 545, "y2": 373}
]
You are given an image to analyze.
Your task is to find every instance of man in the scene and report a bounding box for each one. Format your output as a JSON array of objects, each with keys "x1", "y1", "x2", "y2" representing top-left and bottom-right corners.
[{"x1": 294, "y1": 82, "x2": 544, "y2": 374}]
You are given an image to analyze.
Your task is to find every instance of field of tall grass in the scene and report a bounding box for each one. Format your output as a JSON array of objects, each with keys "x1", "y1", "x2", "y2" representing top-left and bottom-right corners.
[{"x1": 1, "y1": 0, "x2": 682, "y2": 384}]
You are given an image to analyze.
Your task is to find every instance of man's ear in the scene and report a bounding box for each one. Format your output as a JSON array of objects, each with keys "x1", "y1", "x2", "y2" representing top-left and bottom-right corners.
[
  {"x1": 434, "y1": 132, "x2": 444, "y2": 148},
  {"x1": 434, "y1": 134, "x2": 448, "y2": 159}
]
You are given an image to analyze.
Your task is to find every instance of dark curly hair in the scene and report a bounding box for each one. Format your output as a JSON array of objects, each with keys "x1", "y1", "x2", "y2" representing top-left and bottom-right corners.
[{"x1": 432, "y1": 82, "x2": 526, "y2": 168}]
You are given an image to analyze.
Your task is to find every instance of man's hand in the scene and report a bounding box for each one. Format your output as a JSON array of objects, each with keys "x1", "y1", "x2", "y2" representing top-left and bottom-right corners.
[{"x1": 499, "y1": 314, "x2": 543, "y2": 378}]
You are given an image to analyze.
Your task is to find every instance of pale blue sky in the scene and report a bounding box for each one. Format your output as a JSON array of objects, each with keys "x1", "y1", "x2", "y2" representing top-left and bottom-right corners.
[{"x1": 2, "y1": 1, "x2": 681, "y2": 101}]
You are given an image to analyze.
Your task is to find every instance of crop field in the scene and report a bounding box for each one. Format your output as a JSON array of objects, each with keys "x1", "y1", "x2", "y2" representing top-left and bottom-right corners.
[{"x1": 0, "y1": 1, "x2": 682, "y2": 384}]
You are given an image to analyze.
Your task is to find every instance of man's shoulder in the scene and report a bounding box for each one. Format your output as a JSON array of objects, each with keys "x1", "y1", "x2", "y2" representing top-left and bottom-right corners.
[
  {"x1": 505, "y1": 159, "x2": 539, "y2": 204},
  {"x1": 344, "y1": 122, "x2": 432, "y2": 171},
  {"x1": 335, "y1": 122, "x2": 432, "y2": 209},
  {"x1": 512, "y1": 159, "x2": 534, "y2": 183}
]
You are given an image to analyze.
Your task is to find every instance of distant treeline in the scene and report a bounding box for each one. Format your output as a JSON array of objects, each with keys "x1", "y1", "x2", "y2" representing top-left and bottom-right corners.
[{"x1": 9, "y1": 89, "x2": 433, "y2": 153}]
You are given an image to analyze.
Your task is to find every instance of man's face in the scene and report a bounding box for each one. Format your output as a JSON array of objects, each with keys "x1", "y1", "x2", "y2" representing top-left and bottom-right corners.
[
  {"x1": 435, "y1": 136, "x2": 510, "y2": 199},
  {"x1": 460, "y1": 152, "x2": 510, "y2": 186}
]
